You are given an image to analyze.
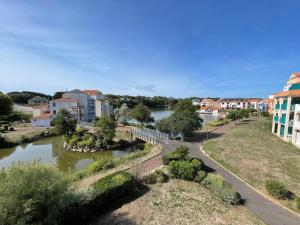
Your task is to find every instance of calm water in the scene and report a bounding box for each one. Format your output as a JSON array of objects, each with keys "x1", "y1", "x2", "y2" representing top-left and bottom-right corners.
[
  {"x1": 0, "y1": 136, "x2": 138, "y2": 173},
  {"x1": 0, "y1": 110, "x2": 218, "y2": 172},
  {"x1": 129, "y1": 110, "x2": 218, "y2": 124}
]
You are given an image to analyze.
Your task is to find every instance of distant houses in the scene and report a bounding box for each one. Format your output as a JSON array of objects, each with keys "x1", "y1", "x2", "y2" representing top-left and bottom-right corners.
[
  {"x1": 28, "y1": 96, "x2": 49, "y2": 106},
  {"x1": 31, "y1": 89, "x2": 112, "y2": 127},
  {"x1": 192, "y1": 97, "x2": 263, "y2": 113},
  {"x1": 272, "y1": 72, "x2": 300, "y2": 147}
]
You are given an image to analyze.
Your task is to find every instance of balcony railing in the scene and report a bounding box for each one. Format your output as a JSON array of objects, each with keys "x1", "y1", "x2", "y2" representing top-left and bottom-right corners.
[
  {"x1": 280, "y1": 116, "x2": 286, "y2": 124},
  {"x1": 281, "y1": 103, "x2": 287, "y2": 110},
  {"x1": 288, "y1": 120, "x2": 294, "y2": 127}
]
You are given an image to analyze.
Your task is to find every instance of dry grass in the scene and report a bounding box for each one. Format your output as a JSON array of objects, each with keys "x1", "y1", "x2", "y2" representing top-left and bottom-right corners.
[
  {"x1": 92, "y1": 179, "x2": 264, "y2": 225},
  {"x1": 203, "y1": 117, "x2": 300, "y2": 212}
]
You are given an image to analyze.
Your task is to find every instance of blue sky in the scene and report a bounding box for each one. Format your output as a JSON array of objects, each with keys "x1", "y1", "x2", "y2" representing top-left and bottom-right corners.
[{"x1": 0, "y1": 0, "x2": 299, "y2": 98}]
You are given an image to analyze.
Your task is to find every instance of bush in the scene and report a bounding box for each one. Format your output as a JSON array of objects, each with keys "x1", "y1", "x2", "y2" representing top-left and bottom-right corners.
[
  {"x1": 61, "y1": 171, "x2": 136, "y2": 225},
  {"x1": 201, "y1": 173, "x2": 241, "y2": 204},
  {"x1": 162, "y1": 145, "x2": 189, "y2": 165},
  {"x1": 208, "y1": 119, "x2": 229, "y2": 127},
  {"x1": 194, "y1": 170, "x2": 206, "y2": 183},
  {"x1": 0, "y1": 163, "x2": 71, "y2": 225},
  {"x1": 169, "y1": 160, "x2": 197, "y2": 181},
  {"x1": 265, "y1": 180, "x2": 289, "y2": 199},
  {"x1": 142, "y1": 170, "x2": 169, "y2": 184},
  {"x1": 190, "y1": 158, "x2": 203, "y2": 170},
  {"x1": 218, "y1": 183, "x2": 241, "y2": 205},
  {"x1": 296, "y1": 197, "x2": 300, "y2": 210}
]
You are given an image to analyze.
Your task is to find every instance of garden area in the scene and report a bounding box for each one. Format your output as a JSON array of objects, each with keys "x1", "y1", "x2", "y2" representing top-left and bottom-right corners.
[{"x1": 203, "y1": 117, "x2": 300, "y2": 213}]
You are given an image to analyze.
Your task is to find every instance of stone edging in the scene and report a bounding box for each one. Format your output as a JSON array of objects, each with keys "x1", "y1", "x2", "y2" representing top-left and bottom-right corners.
[{"x1": 199, "y1": 143, "x2": 300, "y2": 219}]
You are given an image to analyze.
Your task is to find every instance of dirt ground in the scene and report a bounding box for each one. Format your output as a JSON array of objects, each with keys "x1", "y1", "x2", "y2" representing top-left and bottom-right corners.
[{"x1": 92, "y1": 179, "x2": 265, "y2": 225}]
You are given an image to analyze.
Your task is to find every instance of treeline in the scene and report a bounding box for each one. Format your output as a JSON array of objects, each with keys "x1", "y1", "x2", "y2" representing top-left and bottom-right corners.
[
  {"x1": 105, "y1": 94, "x2": 180, "y2": 109},
  {"x1": 7, "y1": 91, "x2": 52, "y2": 105}
]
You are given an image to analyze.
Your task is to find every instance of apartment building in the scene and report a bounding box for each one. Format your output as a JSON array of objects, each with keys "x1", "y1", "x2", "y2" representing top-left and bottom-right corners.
[
  {"x1": 272, "y1": 72, "x2": 300, "y2": 147},
  {"x1": 219, "y1": 98, "x2": 249, "y2": 109},
  {"x1": 49, "y1": 89, "x2": 112, "y2": 122}
]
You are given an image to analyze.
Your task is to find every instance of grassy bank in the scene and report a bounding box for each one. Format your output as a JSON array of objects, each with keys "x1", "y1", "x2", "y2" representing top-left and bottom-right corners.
[
  {"x1": 92, "y1": 179, "x2": 265, "y2": 225},
  {"x1": 73, "y1": 143, "x2": 155, "y2": 180},
  {"x1": 1, "y1": 127, "x2": 58, "y2": 148},
  {"x1": 203, "y1": 117, "x2": 300, "y2": 212}
]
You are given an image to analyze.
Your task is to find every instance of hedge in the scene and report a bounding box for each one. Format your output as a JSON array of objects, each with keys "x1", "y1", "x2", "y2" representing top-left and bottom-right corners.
[
  {"x1": 142, "y1": 170, "x2": 169, "y2": 184},
  {"x1": 201, "y1": 173, "x2": 241, "y2": 204},
  {"x1": 60, "y1": 171, "x2": 136, "y2": 224},
  {"x1": 169, "y1": 160, "x2": 198, "y2": 181}
]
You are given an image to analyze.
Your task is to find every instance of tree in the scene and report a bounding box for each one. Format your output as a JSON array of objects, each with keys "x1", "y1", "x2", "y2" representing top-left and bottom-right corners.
[
  {"x1": 0, "y1": 163, "x2": 70, "y2": 225},
  {"x1": 7, "y1": 91, "x2": 51, "y2": 104},
  {"x1": 156, "y1": 100, "x2": 202, "y2": 140},
  {"x1": 129, "y1": 103, "x2": 154, "y2": 126},
  {"x1": 0, "y1": 93, "x2": 13, "y2": 115},
  {"x1": 54, "y1": 109, "x2": 77, "y2": 135},
  {"x1": 94, "y1": 116, "x2": 116, "y2": 146},
  {"x1": 115, "y1": 103, "x2": 129, "y2": 124},
  {"x1": 53, "y1": 91, "x2": 65, "y2": 99}
]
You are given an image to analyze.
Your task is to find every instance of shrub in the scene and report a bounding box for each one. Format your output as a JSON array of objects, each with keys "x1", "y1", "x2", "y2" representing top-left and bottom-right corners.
[
  {"x1": 169, "y1": 160, "x2": 197, "y2": 181},
  {"x1": 142, "y1": 170, "x2": 169, "y2": 184},
  {"x1": 61, "y1": 171, "x2": 136, "y2": 225},
  {"x1": 190, "y1": 158, "x2": 203, "y2": 170},
  {"x1": 296, "y1": 197, "x2": 300, "y2": 210},
  {"x1": 265, "y1": 180, "x2": 289, "y2": 199},
  {"x1": 201, "y1": 173, "x2": 241, "y2": 204},
  {"x1": 0, "y1": 163, "x2": 70, "y2": 225},
  {"x1": 194, "y1": 170, "x2": 206, "y2": 183},
  {"x1": 218, "y1": 183, "x2": 241, "y2": 205},
  {"x1": 162, "y1": 145, "x2": 189, "y2": 165}
]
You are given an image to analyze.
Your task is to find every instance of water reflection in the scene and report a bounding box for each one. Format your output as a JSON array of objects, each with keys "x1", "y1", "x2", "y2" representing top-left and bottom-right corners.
[{"x1": 0, "y1": 136, "x2": 137, "y2": 173}]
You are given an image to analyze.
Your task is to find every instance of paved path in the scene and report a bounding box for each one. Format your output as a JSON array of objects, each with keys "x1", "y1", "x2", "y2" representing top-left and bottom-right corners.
[{"x1": 130, "y1": 123, "x2": 300, "y2": 225}]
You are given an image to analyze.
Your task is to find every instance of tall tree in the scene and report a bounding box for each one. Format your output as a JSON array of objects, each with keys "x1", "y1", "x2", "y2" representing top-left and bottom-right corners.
[
  {"x1": 94, "y1": 116, "x2": 116, "y2": 145},
  {"x1": 0, "y1": 93, "x2": 13, "y2": 115},
  {"x1": 129, "y1": 103, "x2": 154, "y2": 126},
  {"x1": 54, "y1": 109, "x2": 77, "y2": 135},
  {"x1": 156, "y1": 100, "x2": 202, "y2": 140}
]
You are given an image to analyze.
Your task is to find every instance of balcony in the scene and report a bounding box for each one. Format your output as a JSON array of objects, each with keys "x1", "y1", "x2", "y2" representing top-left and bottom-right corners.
[
  {"x1": 288, "y1": 120, "x2": 294, "y2": 127},
  {"x1": 281, "y1": 103, "x2": 287, "y2": 110},
  {"x1": 280, "y1": 116, "x2": 286, "y2": 124}
]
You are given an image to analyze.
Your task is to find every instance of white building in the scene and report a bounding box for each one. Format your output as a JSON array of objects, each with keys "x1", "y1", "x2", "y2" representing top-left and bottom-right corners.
[
  {"x1": 49, "y1": 89, "x2": 112, "y2": 123},
  {"x1": 31, "y1": 89, "x2": 112, "y2": 127},
  {"x1": 219, "y1": 98, "x2": 249, "y2": 109}
]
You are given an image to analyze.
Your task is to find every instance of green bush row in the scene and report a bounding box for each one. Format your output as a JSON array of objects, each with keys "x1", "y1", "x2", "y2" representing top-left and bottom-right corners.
[
  {"x1": 164, "y1": 146, "x2": 241, "y2": 205},
  {"x1": 61, "y1": 171, "x2": 136, "y2": 225},
  {"x1": 201, "y1": 173, "x2": 241, "y2": 205},
  {"x1": 208, "y1": 118, "x2": 229, "y2": 127}
]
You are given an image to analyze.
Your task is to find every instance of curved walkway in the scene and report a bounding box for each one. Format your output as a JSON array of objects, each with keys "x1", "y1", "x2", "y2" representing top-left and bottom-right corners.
[{"x1": 131, "y1": 123, "x2": 300, "y2": 225}]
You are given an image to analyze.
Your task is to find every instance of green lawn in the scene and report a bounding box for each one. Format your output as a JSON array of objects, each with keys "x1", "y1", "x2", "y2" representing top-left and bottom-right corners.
[{"x1": 203, "y1": 117, "x2": 300, "y2": 212}]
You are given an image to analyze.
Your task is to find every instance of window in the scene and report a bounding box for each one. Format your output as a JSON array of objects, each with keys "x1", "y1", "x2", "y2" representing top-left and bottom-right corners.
[
  {"x1": 238, "y1": 102, "x2": 240, "y2": 105},
  {"x1": 53, "y1": 102, "x2": 56, "y2": 107},
  {"x1": 53, "y1": 110, "x2": 56, "y2": 115}
]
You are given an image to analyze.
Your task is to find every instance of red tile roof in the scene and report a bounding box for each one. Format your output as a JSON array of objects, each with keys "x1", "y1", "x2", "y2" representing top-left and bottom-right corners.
[
  {"x1": 274, "y1": 90, "x2": 300, "y2": 97},
  {"x1": 83, "y1": 90, "x2": 102, "y2": 96}
]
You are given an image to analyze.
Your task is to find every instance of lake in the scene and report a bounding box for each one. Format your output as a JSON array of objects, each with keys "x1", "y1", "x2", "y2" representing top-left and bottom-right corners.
[
  {"x1": 0, "y1": 110, "x2": 218, "y2": 173},
  {"x1": 0, "y1": 136, "x2": 139, "y2": 173},
  {"x1": 129, "y1": 110, "x2": 219, "y2": 124}
]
